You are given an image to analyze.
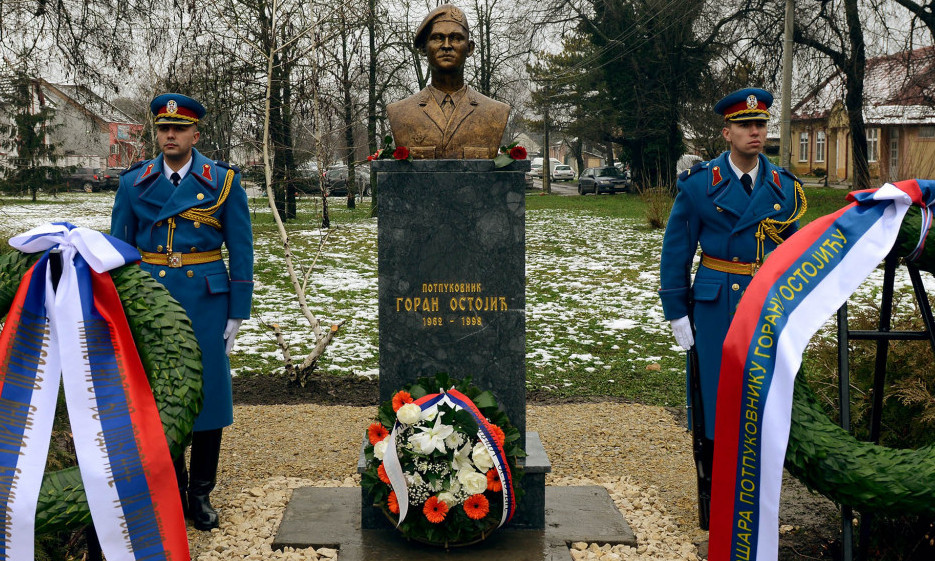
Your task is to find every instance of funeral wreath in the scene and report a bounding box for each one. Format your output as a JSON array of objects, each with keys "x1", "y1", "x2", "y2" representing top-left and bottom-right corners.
[
  {"x1": 0, "y1": 250, "x2": 203, "y2": 534},
  {"x1": 360, "y1": 373, "x2": 525, "y2": 546}
]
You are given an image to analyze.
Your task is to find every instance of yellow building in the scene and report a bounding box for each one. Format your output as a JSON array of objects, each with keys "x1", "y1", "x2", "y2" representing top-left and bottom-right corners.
[{"x1": 791, "y1": 47, "x2": 935, "y2": 185}]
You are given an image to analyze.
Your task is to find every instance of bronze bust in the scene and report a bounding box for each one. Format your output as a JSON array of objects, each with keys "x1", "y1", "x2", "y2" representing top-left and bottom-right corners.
[{"x1": 386, "y1": 4, "x2": 510, "y2": 160}]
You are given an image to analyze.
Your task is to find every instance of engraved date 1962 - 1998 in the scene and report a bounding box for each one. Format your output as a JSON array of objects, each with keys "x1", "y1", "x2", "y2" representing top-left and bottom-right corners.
[{"x1": 422, "y1": 316, "x2": 483, "y2": 327}]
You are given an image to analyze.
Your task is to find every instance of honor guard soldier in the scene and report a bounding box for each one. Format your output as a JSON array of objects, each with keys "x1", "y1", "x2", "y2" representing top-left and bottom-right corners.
[
  {"x1": 111, "y1": 93, "x2": 254, "y2": 530},
  {"x1": 658, "y1": 88, "x2": 806, "y2": 529}
]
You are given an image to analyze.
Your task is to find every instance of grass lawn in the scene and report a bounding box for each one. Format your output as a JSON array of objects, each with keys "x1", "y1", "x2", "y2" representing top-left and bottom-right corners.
[{"x1": 0, "y1": 184, "x2": 863, "y2": 411}]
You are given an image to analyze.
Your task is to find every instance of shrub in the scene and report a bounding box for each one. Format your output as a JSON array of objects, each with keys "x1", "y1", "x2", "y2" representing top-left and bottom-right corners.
[{"x1": 638, "y1": 184, "x2": 674, "y2": 229}]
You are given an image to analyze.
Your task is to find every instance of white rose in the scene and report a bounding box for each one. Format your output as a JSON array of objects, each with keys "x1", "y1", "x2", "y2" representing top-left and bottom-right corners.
[
  {"x1": 458, "y1": 470, "x2": 488, "y2": 495},
  {"x1": 397, "y1": 403, "x2": 422, "y2": 425},
  {"x1": 471, "y1": 442, "x2": 494, "y2": 472},
  {"x1": 437, "y1": 492, "x2": 457, "y2": 507},
  {"x1": 373, "y1": 437, "x2": 388, "y2": 460}
]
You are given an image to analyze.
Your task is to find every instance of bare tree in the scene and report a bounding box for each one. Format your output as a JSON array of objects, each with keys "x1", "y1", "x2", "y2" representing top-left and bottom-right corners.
[{"x1": 792, "y1": 0, "x2": 871, "y2": 190}]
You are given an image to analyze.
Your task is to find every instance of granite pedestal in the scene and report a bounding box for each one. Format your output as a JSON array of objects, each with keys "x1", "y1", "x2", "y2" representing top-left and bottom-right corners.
[
  {"x1": 375, "y1": 159, "x2": 528, "y2": 441},
  {"x1": 367, "y1": 158, "x2": 550, "y2": 529}
]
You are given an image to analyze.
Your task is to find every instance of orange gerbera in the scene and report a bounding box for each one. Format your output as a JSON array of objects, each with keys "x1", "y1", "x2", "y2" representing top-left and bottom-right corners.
[
  {"x1": 388, "y1": 491, "x2": 400, "y2": 514},
  {"x1": 392, "y1": 391, "x2": 414, "y2": 412},
  {"x1": 486, "y1": 469, "x2": 502, "y2": 492},
  {"x1": 378, "y1": 463, "x2": 391, "y2": 484},
  {"x1": 423, "y1": 496, "x2": 448, "y2": 523},
  {"x1": 463, "y1": 494, "x2": 490, "y2": 520},
  {"x1": 368, "y1": 422, "x2": 389, "y2": 445},
  {"x1": 488, "y1": 424, "x2": 506, "y2": 447}
]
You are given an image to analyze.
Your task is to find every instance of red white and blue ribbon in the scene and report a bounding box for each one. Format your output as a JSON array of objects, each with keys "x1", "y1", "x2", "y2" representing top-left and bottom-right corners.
[
  {"x1": 383, "y1": 387, "x2": 515, "y2": 527},
  {"x1": 709, "y1": 181, "x2": 935, "y2": 561},
  {"x1": 0, "y1": 223, "x2": 189, "y2": 561}
]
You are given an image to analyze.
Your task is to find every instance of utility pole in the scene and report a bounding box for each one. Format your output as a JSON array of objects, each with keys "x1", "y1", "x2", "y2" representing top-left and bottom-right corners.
[
  {"x1": 542, "y1": 80, "x2": 552, "y2": 195},
  {"x1": 780, "y1": 0, "x2": 794, "y2": 169}
]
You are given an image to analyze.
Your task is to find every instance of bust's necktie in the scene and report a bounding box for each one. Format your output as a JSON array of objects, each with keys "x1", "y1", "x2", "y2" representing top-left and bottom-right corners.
[
  {"x1": 741, "y1": 173, "x2": 752, "y2": 196},
  {"x1": 170, "y1": 172, "x2": 181, "y2": 187},
  {"x1": 441, "y1": 95, "x2": 454, "y2": 118}
]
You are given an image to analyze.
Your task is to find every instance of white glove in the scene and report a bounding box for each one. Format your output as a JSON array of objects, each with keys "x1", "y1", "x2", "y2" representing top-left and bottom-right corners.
[
  {"x1": 224, "y1": 318, "x2": 243, "y2": 355},
  {"x1": 669, "y1": 316, "x2": 694, "y2": 350}
]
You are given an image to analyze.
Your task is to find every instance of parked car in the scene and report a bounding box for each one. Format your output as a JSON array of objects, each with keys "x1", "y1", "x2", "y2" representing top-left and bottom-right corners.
[
  {"x1": 528, "y1": 162, "x2": 543, "y2": 178},
  {"x1": 577, "y1": 166, "x2": 629, "y2": 195},
  {"x1": 323, "y1": 165, "x2": 371, "y2": 196},
  {"x1": 64, "y1": 167, "x2": 102, "y2": 192},
  {"x1": 100, "y1": 167, "x2": 125, "y2": 191},
  {"x1": 552, "y1": 164, "x2": 575, "y2": 181}
]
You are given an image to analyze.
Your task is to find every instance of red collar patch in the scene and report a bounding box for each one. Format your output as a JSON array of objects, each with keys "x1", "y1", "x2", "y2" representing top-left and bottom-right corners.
[
  {"x1": 141, "y1": 163, "x2": 154, "y2": 178},
  {"x1": 712, "y1": 166, "x2": 722, "y2": 186},
  {"x1": 772, "y1": 169, "x2": 781, "y2": 189},
  {"x1": 202, "y1": 164, "x2": 213, "y2": 181}
]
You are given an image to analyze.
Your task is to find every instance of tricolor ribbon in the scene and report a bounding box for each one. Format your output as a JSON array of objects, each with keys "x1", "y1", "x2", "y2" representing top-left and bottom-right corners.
[
  {"x1": 382, "y1": 387, "x2": 515, "y2": 527},
  {"x1": 709, "y1": 181, "x2": 935, "y2": 561},
  {"x1": 0, "y1": 223, "x2": 189, "y2": 561}
]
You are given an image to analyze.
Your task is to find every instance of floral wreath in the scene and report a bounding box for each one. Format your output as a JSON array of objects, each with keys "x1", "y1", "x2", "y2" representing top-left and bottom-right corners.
[{"x1": 361, "y1": 373, "x2": 525, "y2": 547}]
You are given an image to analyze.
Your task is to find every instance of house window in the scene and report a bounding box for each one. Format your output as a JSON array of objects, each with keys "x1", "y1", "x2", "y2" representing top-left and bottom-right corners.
[
  {"x1": 815, "y1": 131, "x2": 826, "y2": 162},
  {"x1": 867, "y1": 128, "x2": 879, "y2": 162},
  {"x1": 798, "y1": 132, "x2": 809, "y2": 162},
  {"x1": 920, "y1": 126, "x2": 935, "y2": 138}
]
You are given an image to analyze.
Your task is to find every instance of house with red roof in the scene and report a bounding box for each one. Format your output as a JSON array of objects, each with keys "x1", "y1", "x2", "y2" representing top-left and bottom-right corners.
[{"x1": 791, "y1": 47, "x2": 935, "y2": 184}]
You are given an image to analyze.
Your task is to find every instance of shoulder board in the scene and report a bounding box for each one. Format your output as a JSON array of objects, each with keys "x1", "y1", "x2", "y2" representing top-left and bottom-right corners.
[
  {"x1": 776, "y1": 166, "x2": 799, "y2": 182},
  {"x1": 215, "y1": 161, "x2": 241, "y2": 174},
  {"x1": 678, "y1": 161, "x2": 708, "y2": 182},
  {"x1": 120, "y1": 160, "x2": 146, "y2": 176}
]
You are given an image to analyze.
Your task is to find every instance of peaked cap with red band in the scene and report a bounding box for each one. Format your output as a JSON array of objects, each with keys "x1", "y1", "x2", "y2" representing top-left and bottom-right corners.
[
  {"x1": 151, "y1": 93, "x2": 206, "y2": 125},
  {"x1": 714, "y1": 88, "x2": 772, "y2": 122}
]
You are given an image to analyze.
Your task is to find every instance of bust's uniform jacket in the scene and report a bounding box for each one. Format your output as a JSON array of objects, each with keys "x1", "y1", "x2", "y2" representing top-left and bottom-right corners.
[
  {"x1": 658, "y1": 151, "x2": 802, "y2": 440},
  {"x1": 110, "y1": 147, "x2": 254, "y2": 431},
  {"x1": 387, "y1": 86, "x2": 509, "y2": 159}
]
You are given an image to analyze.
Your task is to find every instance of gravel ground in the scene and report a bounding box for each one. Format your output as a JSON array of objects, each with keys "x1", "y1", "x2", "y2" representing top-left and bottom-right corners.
[{"x1": 184, "y1": 402, "x2": 708, "y2": 560}]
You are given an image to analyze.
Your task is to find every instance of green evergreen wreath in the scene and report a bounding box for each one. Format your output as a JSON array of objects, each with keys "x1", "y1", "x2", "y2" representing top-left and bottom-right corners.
[
  {"x1": 786, "y1": 375, "x2": 935, "y2": 515},
  {"x1": 0, "y1": 250, "x2": 203, "y2": 534}
]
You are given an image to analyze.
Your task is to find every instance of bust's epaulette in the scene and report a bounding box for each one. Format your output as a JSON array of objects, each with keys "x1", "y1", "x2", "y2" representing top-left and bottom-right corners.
[
  {"x1": 120, "y1": 160, "x2": 146, "y2": 176},
  {"x1": 678, "y1": 161, "x2": 708, "y2": 182},
  {"x1": 215, "y1": 161, "x2": 241, "y2": 174}
]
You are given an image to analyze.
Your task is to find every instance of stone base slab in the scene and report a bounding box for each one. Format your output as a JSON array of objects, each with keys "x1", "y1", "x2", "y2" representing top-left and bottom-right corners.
[{"x1": 273, "y1": 486, "x2": 636, "y2": 561}]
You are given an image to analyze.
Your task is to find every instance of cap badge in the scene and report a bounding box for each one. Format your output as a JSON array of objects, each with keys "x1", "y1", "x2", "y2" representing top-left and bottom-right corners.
[
  {"x1": 167, "y1": 99, "x2": 178, "y2": 114},
  {"x1": 746, "y1": 95, "x2": 758, "y2": 109}
]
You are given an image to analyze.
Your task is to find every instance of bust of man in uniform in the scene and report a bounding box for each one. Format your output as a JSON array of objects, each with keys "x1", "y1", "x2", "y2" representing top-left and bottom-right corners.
[{"x1": 387, "y1": 3, "x2": 509, "y2": 159}]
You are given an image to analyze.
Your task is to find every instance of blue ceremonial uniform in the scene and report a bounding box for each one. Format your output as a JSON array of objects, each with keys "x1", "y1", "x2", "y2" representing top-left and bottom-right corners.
[
  {"x1": 110, "y1": 147, "x2": 254, "y2": 431},
  {"x1": 659, "y1": 151, "x2": 803, "y2": 439}
]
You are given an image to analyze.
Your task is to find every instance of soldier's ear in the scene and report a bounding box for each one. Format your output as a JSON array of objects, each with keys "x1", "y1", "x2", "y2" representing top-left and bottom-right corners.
[{"x1": 467, "y1": 39, "x2": 475, "y2": 57}]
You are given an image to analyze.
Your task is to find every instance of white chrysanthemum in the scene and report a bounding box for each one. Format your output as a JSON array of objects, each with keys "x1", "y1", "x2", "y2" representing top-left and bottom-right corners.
[
  {"x1": 397, "y1": 403, "x2": 422, "y2": 425},
  {"x1": 472, "y1": 442, "x2": 494, "y2": 471},
  {"x1": 408, "y1": 415, "x2": 454, "y2": 454}
]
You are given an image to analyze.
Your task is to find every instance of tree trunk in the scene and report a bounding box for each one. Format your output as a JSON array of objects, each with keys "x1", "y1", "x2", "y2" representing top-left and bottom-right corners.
[
  {"x1": 368, "y1": 0, "x2": 378, "y2": 216},
  {"x1": 844, "y1": 0, "x2": 869, "y2": 190}
]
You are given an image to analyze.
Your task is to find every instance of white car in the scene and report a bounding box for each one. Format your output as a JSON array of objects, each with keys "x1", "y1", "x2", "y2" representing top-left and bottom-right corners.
[{"x1": 551, "y1": 164, "x2": 575, "y2": 181}]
